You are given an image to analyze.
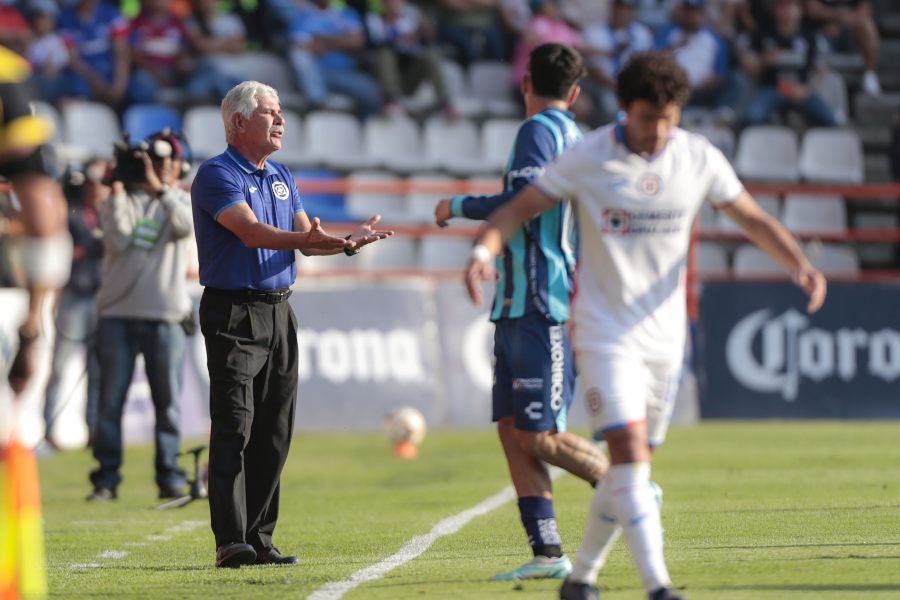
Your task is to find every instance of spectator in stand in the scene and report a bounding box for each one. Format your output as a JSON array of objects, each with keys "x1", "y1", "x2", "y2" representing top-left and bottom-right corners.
[
  {"x1": 42, "y1": 158, "x2": 109, "y2": 451},
  {"x1": 186, "y1": 0, "x2": 248, "y2": 57},
  {"x1": 635, "y1": 0, "x2": 680, "y2": 32},
  {"x1": 804, "y1": 0, "x2": 881, "y2": 96},
  {"x1": 741, "y1": 0, "x2": 837, "y2": 126},
  {"x1": 127, "y1": 0, "x2": 238, "y2": 105},
  {"x1": 366, "y1": 0, "x2": 456, "y2": 117},
  {"x1": 581, "y1": 0, "x2": 654, "y2": 124},
  {"x1": 25, "y1": 0, "x2": 70, "y2": 105},
  {"x1": 558, "y1": 0, "x2": 610, "y2": 33},
  {"x1": 287, "y1": 0, "x2": 382, "y2": 117},
  {"x1": 511, "y1": 0, "x2": 581, "y2": 89},
  {"x1": 57, "y1": 0, "x2": 130, "y2": 108},
  {"x1": 655, "y1": 0, "x2": 741, "y2": 117},
  {"x1": 499, "y1": 0, "x2": 532, "y2": 44},
  {"x1": 434, "y1": 0, "x2": 506, "y2": 68},
  {"x1": 0, "y1": 1, "x2": 31, "y2": 56}
]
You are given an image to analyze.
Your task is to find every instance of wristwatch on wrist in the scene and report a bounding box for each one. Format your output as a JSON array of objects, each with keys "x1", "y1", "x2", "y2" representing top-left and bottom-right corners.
[{"x1": 344, "y1": 234, "x2": 360, "y2": 256}]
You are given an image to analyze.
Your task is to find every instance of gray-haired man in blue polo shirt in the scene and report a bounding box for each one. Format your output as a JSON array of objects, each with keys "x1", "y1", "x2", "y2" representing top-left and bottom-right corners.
[{"x1": 191, "y1": 80, "x2": 393, "y2": 569}]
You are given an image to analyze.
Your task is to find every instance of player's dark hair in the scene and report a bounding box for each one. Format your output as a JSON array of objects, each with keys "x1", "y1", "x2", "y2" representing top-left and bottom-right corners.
[
  {"x1": 528, "y1": 43, "x2": 586, "y2": 100},
  {"x1": 617, "y1": 51, "x2": 691, "y2": 109}
]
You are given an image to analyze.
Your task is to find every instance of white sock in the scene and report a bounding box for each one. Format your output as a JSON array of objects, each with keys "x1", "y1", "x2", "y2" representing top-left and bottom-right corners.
[
  {"x1": 608, "y1": 463, "x2": 671, "y2": 592},
  {"x1": 570, "y1": 477, "x2": 622, "y2": 584}
]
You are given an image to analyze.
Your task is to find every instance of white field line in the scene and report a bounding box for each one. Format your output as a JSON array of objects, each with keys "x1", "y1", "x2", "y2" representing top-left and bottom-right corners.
[
  {"x1": 308, "y1": 468, "x2": 564, "y2": 600},
  {"x1": 66, "y1": 519, "x2": 207, "y2": 570}
]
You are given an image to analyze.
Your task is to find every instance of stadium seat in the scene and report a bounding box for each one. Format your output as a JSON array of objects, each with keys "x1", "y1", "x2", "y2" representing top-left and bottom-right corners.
[
  {"x1": 687, "y1": 123, "x2": 736, "y2": 160},
  {"x1": 404, "y1": 173, "x2": 459, "y2": 222},
  {"x1": 344, "y1": 171, "x2": 408, "y2": 222},
  {"x1": 732, "y1": 244, "x2": 785, "y2": 276},
  {"x1": 182, "y1": 105, "x2": 227, "y2": 160},
  {"x1": 798, "y1": 128, "x2": 864, "y2": 183},
  {"x1": 214, "y1": 51, "x2": 304, "y2": 110},
  {"x1": 122, "y1": 103, "x2": 182, "y2": 142},
  {"x1": 61, "y1": 100, "x2": 122, "y2": 160},
  {"x1": 481, "y1": 118, "x2": 520, "y2": 173},
  {"x1": 695, "y1": 242, "x2": 729, "y2": 276},
  {"x1": 804, "y1": 243, "x2": 860, "y2": 276},
  {"x1": 814, "y1": 69, "x2": 848, "y2": 125},
  {"x1": 781, "y1": 194, "x2": 847, "y2": 234},
  {"x1": 29, "y1": 101, "x2": 63, "y2": 146},
  {"x1": 304, "y1": 111, "x2": 371, "y2": 171},
  {"x1": 716, "y1": 195, "x2": 781, "y2": 232},
  {"x1": 734, "y1": 125, "x2": 799, "y2": 182},
  {"x1": 402, "y1": 59, "x2": 481, "y2": 116},
  {"x1": 363, "y1": 115, "x2": 431, "y2": 173},
  {"x1": 362, "y1": 235, "x2": 419, "y2": 270},
  {"x1": 275, "y1": 109, "x2": 307, "y2": 168},
  {"x1": 423, "y1": 116, "x2": 485, "y2": 175},
  {"x1": 419, "y1": 236, "x2": 474, "y2": 270},
  {"x1": 468, "y1": 61, "x2": 520, "y2": 117}
]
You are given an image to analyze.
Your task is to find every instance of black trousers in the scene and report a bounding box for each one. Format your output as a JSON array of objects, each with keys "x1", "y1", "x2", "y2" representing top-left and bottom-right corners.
[{"x1": 199, "y1": 289, "x2": 298, "y2": 549}]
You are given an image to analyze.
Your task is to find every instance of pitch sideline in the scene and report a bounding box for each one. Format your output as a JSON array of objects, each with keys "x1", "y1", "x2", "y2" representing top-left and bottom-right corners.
[{"x1": 307, "y1": 468, "x2": 564, "y2": 600}]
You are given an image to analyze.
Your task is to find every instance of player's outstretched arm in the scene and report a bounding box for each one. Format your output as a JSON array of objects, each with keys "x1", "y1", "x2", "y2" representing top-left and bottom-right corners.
[
  {"x1": 217, "y1": 204, "x2": 351, "y2": 253},
  {"x1": 465, "y1": 184, "x2": 557, "y2": 304},
  {"x1": 719, "y1": 191, "x2": 827, "y2": 313}
]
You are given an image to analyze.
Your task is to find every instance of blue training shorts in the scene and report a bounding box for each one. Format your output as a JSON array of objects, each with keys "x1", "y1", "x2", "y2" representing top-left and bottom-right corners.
[{"x1": 492, "y1": 312, "x2": 574, "y2": 432}]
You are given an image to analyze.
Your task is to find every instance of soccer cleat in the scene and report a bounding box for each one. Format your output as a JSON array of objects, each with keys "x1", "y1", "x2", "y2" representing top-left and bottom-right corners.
[
  {"x1": 560, "y1": 578, "x2": 600, "y2": 600},
  {"x1": 492, "y1": 554, "x2": 573, "y2": 581},
  {"x1": 648, "y1": 587, "x2": 685, "y2": 600}
]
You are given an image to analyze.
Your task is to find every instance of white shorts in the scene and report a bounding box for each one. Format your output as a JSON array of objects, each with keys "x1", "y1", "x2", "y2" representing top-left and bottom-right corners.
[{"x1": 576, "y1": 349, "x2": 682, "y2": 448}]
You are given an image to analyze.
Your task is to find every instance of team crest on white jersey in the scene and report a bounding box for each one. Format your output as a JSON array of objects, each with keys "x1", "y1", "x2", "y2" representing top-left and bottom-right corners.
[
  {"x1": 272, "y1": 181, "x2": 290, "y2": 200},
  {"x1": 638, "y1": 173, "x2": 661, "y2": 196}
]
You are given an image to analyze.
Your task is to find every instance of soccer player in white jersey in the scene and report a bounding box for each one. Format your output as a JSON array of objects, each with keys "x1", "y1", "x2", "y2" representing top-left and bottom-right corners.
[{"x1": 464, "y1": 51, "x2": 827, "y2": 600}]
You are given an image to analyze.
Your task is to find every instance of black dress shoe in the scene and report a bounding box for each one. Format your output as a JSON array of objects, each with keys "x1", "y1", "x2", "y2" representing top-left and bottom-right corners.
[
  {"x1": 158, "y1": 484, "x2": 187, "y2": 499},
  {"x1": 255, "y1": 546, "x2": 299, "y2": 565},
  {"x1": 215, "y1": 542, "x2": 257, "y2": 568},
  {"x1": 86, "y1": 488, "x2": 117, "y2": 502}
]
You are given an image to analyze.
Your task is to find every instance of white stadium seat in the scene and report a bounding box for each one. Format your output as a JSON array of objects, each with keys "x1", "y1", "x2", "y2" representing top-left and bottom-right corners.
[
  {"x1": 344, "y1": 171, "x2": 408, "y2": 222},
  {"x1": 781, "y1": 194, "x2": 847, "y2": 234},
  {"x1": 363, "y1": 115, "x2": 431, "y2": 173},
  {"x1": 480, "y1": 118, "x2": 520, "y2": 173},
  {"x1": 304, "y1": 111, "x2": 371, "y2": 171},
  {"x1": 734, "y1": 125, "x2": 799, "y2": 182},
  {"x1": 732, "y1": 244, "x2": 785, "y2": 276},
  {"x1": 420, "y1": 236, "x2": 474, "y2": 270},
  {"x1": 717, "y1": 195, "x2": 781, "y2": 232},
  {"x1": 61, "y1": 100, "x2": 121, "y2": 160},
  {"x1": 363, "y1": 235, "x2": 420, "y2": 270},
  {"x1": 798, "y1": 128, "x2": 864, "y2": 183},
  {"x1": 404, "y1": 173, "x2": 458, "y2": 221},
  {"x1": 696, "y1": 242, "x2": 729, "y2": 276},
  {"x1": 804, "y1": 243, "x2": 860, "y2": 276},
  {"x1": 183, "y1": 105, "x2": 227, "y2": 160},
  {"x1": 424, "y1": 116, "x2": 486, "y2": 175},
  {"x1": 468, "y1": 61, "x2": 520, "y2": 117}
]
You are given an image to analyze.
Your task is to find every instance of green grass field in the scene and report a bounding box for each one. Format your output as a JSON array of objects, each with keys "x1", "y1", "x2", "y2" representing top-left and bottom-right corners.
[{"x1": 38, "y1": 422, "x2": 900, "y2": 599}]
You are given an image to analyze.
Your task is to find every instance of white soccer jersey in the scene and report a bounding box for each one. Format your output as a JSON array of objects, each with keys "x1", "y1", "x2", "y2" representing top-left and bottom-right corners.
[{"x1": 536, "y1": 124, "x2": 744, "y2": 360}]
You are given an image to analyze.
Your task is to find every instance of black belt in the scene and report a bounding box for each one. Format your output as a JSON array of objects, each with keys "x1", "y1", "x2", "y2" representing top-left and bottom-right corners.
[{"x1": 205, "y1": 287, "x2": 292, "y2": 304}]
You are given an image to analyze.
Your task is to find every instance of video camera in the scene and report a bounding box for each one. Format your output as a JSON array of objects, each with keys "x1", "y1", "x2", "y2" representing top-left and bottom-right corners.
[{"x1": 107, "y1": 129, "x2": 187, "y2": 185}]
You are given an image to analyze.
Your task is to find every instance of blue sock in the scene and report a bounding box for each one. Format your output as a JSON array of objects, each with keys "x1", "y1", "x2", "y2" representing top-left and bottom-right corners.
[{"x1": 518, "y1": 496, "x2": 563, "y2": 558}]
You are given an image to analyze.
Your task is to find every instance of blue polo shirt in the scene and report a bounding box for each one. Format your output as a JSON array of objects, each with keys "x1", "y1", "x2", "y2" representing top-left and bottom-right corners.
[{"x1": 191, "y1": 146, "x2": 304, "y2": 290}]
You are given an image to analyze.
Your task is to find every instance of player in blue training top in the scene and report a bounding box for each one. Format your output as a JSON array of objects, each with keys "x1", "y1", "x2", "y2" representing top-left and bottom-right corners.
[{"x1": 434, "y1": 43, "x2": 610, "y2": 582}]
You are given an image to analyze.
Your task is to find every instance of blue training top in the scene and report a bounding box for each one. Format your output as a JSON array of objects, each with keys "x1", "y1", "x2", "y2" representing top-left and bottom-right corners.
[
  {"x1": 450, "y1": 108, "x2": 582, "y2": 322},
  {"x1": 191, "y1": 146, "x2": 305, "y2": 290}
]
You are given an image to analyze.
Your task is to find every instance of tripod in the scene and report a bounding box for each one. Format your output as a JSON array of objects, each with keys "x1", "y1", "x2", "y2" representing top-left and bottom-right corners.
[{"x1": 156, "y1": 445, "x2": 208, "y2": 510}]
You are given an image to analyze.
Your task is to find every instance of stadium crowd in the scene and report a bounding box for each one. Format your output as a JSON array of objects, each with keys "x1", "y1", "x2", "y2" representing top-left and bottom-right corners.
[{"x1": 0, "y1": 0, "x2": 887, "y2": 128}]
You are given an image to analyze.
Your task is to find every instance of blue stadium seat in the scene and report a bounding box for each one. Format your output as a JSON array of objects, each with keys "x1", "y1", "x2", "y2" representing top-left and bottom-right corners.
[{"x1": 123, "y1": 103, "x2": 183, "y2": 142}]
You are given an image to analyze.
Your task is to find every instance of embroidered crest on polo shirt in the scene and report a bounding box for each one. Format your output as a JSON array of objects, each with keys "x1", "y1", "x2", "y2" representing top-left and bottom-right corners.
[
  {"x1": 272, "y1": 181, "x2": 290, "y2": 200},
  {"x1": 638, "y1": 173, "x2": 661, "y2": 196}
]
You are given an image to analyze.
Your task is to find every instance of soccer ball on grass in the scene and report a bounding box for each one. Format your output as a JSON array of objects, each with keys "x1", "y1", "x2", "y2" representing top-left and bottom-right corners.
[{"x1": 384, "y1": 406, "x2": 426, "y2": 459}]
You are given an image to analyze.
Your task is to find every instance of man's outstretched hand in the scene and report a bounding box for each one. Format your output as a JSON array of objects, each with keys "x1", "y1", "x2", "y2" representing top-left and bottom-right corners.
[
  {"x1": 303, "y1": 217, "x2": 356, "y2": 251},
  {"x1": 348, "y1": 215, "x2": 394, "y2": 249}
]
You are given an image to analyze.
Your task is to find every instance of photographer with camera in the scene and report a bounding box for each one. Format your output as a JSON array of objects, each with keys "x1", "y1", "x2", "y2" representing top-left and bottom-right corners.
[{"x1": 86, "y1": 131, "x2": 193, "y2": 502}]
